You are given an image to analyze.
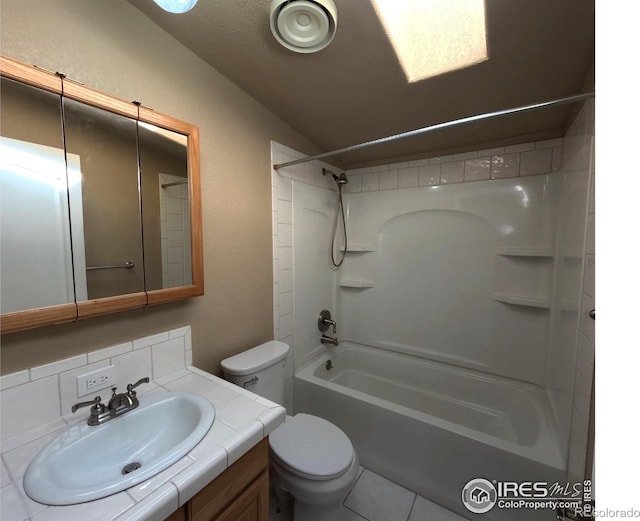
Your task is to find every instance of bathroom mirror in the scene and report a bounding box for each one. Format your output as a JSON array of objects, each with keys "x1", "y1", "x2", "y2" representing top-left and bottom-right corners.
[{"x1": 0, "y1": 55, "x2": 203, "y2": 333}]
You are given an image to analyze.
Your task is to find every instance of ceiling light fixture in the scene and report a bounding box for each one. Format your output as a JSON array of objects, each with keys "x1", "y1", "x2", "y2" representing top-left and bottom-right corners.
[
  {"x1": 270, "y1": 0, "x2": 338, "y2": 54},
  {"x1": 152, "y1": 0, "x2": 198, "y2": 14},
  {"x1": 371, "y1": 0, "x2": 488, "y2": 83}
]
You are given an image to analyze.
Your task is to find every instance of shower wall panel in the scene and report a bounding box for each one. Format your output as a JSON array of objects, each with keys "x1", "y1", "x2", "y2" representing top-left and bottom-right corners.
[{"x1": 338, "y1": 175, "x2": 560, "y2": 386}]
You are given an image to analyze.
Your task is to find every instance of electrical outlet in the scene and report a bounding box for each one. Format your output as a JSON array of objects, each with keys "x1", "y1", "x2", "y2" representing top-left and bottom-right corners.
[{"x1": 76, "y1": 365, "x2": 115, "y2": 397}]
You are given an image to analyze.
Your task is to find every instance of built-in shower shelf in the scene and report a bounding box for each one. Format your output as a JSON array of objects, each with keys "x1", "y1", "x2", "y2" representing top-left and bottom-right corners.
[
  {"x1": 339, "y1": 279, "x2": 375, "y2": 288},
  {"x1": 341, "y1": 244, "x2": 376, "y2": 252},
  {"x1": 493, "y1": 293, "x2": 550, "y2": 308},
  {"x1": 495, "y1": 247, "x2": 554, "y2": 257}
]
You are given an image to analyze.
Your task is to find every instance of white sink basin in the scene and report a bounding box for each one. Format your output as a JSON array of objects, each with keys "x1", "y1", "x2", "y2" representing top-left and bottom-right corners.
[{"x1": 24, "y1": 391, "x2": 215, "y2": 505}]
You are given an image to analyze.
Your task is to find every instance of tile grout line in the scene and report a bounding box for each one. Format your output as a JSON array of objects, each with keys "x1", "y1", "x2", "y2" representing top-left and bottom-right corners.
[{"x1": 406, "y1": 493, "x2": 418, "y2": 521}]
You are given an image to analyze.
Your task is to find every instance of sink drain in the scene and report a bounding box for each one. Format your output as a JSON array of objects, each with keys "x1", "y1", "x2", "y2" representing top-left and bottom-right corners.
[{"x1": 122, "y1": 462, "x2": 142, "y2": 475}]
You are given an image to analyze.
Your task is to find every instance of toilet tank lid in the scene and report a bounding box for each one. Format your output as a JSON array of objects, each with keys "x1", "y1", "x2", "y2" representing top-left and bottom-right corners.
[{"x1": 220, "y1": 340, "x2": 290, "y2": 376}]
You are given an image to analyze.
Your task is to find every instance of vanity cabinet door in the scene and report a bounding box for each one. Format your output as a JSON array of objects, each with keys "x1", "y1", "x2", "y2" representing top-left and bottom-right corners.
[
  {"x1": 168, "y1": 438, "x2": 268, "y2": 521},
  {"x1": 214, "y1": 470, "x2": 268, "y2": 521}
]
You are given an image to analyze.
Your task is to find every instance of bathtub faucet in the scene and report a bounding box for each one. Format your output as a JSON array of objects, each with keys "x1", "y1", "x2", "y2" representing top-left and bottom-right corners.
[
  {"x1": 318, "y1": 309, "x2": 337, "y2": 333},
  {"x1": 321, "y1": 334, "x2": 339, "y2": 346}
]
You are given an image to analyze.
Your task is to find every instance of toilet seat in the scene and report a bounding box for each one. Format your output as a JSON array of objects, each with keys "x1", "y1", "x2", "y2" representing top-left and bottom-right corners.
[{"x1": 269, "y1": 413, "x2": 354, "y2": 481}]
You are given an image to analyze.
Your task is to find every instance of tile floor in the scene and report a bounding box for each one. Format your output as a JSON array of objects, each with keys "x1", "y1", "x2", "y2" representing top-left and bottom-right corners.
[
  {"x1": 342, "y1": 468, "x2": 470, "y2": 521},
  {"x1": 271, "y1": 466, "x2": 470, "y2": 521}
]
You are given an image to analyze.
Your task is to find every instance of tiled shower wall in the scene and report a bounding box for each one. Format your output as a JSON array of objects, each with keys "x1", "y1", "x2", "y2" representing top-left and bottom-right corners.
[
  {"x1": 271, "y1": 137, "x2": 567, "y2": 415},
  {"x1": 271, "y1": 142, "x2": 342, "y2": 415},
  {"x1": 344, "y1": 138, "x2": 564, "y2": 193}
]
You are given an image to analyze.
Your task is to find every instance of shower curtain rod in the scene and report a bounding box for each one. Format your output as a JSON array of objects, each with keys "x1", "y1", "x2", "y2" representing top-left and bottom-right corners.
[{"x1": 272, "y1": 91, "x2": 595, "y2": 170}]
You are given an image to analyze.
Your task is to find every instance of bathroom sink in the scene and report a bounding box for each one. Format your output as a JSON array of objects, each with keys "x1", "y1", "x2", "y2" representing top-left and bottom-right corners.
[{"x1": 23, "y1": 391, "x2": 215, "y2": 505}]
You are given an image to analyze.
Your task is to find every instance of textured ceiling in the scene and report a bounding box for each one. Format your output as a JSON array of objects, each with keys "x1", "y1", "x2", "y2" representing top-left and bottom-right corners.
[{"x1": 127, "y1": 0, "x2": 595, "y2": 168}]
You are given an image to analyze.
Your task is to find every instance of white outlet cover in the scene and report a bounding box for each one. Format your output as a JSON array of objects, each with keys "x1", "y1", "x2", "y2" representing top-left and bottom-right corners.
[{"x1": 76, "y1": 365, "x2": 115, "y2": 398}]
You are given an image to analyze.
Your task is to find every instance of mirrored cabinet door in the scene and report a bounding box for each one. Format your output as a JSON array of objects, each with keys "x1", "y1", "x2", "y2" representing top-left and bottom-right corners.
[
  {"x1": 137, "y1": 122, "x2": 192, "y2": 291},
  {"x1": 0, "y1": 78, "x2": 78, "y2": 317},
  {"x1": 1, "y1": 55, "x2": 203, "y2": 333},
  {"x1": 62, "y1": 98, "x2": 145, "y2": 300}
]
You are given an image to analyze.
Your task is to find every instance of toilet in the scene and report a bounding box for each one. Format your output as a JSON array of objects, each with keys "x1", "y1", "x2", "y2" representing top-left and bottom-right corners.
[{"x1": 221, "y1": 341, "x2": 359, "y2": 521}]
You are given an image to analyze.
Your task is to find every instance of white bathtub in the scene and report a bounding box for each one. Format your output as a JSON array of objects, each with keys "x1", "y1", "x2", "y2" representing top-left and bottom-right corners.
[{"x1": 294, "y1": 343, "x2": 566, "y2": 521}]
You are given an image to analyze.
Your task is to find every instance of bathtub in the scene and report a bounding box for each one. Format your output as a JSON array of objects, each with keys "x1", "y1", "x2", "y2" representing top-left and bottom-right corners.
[{"x1": 294, "y1": 342, "x2": 566, "y2": 521}]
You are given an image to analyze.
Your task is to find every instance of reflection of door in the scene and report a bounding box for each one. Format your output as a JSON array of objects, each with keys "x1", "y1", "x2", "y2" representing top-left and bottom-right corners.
[
  {"x1": 0, "y1": 137, "x2": 87, "y2": 312},
  {"x1": 159, "y1": 173, "x2": 191, "y2": 288}
]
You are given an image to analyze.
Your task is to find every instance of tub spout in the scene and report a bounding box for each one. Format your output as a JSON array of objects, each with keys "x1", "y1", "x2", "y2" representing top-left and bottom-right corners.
[{"x1": 321, "y1": 334, "x2": 339, "y2": 346}]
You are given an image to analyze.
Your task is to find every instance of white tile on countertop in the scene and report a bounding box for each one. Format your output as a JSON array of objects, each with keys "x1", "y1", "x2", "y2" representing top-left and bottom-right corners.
[
  {"x1": 127, "y1": 457, "x2": 193, "y2": 503},
  {"x1": 2, "y1": 430, "x2": 60, "y2": 483},
  {"x1": 31, "y1": 488, "x2": 135, "y2": 521},
  {"x1": 189, "y1": 421, "x2": 236, "y2": 463},
  {"x1": 162, "y1": 372, "x2": 225, "y2": 395},
  {"x1": 1, "y1": 482, "x2": 29, "y2": 521},
  {"x1": 222, "y1": 421, "x2": 263, "y2": 466},
  {"x1": 154, "y1": 368, "x2": 192, "y2": 387},
  {"x1": 184, "y1": 366, "x2": 227, "y2": 384},
  {"x1": 1, "y1": 459, "x2": 11, "y2": 487},
  {"x1": 0, "y1": 417, "x2": 67, "y2": 454},
  {"x1": 345, "y1": 469, "x2": 416, "y2": 521},
  {"x1": 171, "y1": 446, "x2": 227, "y2": 507},
  {"x1": 215, "y1": 394, "x2": 270, "y2": 431},
  {"x1": 117, "y1": 484, "x2": 179, "y2": 521},
  {"x1": 257, "y1": 407, "x2": 286, "y2": 436}
]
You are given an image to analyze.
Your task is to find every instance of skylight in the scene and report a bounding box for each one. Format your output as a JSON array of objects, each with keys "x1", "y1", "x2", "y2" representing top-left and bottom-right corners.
[{"x1": 371, "y1": 0, "x2": 488, "y2": 83}]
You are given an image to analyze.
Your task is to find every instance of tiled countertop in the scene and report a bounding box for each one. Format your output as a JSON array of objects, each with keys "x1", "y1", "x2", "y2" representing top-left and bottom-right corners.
[{"x1": 1, "y1": 365, "x2": 285, "y2": 521}]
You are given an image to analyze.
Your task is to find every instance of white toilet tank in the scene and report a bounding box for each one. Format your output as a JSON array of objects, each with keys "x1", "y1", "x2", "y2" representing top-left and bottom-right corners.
[{"x1": 220, "y1": 340, "x2": 290, "y2": 405}]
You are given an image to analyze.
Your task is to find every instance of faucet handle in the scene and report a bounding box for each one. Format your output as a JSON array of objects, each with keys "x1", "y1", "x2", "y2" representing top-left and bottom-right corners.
[
  {"x1": 126, "y1": 377, "x2": 150, "y2": 395},
  {"x1": 71, "y1": 396, "x2": 104, "y2": 414}
]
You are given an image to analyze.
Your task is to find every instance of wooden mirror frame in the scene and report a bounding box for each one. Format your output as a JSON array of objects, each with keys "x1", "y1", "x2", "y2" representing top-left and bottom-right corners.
[{"x1": 0, "y1": 56, "x2": 203, "y2": 334}]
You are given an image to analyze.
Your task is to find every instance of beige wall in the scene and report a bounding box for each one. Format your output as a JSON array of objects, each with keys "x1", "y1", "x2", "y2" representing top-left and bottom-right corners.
[{"x1": 0, "y1": 0, "x2": 323, "y2": 375}]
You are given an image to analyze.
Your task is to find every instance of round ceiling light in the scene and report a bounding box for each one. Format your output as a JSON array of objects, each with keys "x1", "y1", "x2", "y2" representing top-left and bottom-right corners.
[
  {"x1": 152, "y1": 0, "x2": 198, "y2": 14},
  {"x1": 270, "y1": 0, "x2": 338, "y2": 54}
]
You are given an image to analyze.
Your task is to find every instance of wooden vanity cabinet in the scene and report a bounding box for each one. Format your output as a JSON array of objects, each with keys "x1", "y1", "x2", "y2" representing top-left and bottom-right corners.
[{"x1": 166, "y1": 438, "x2": 269, "y2": 521}]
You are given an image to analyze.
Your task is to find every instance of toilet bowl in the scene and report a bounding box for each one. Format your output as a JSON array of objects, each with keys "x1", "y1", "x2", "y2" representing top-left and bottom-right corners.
[{"x1": 221, "y1": 341, "x2": 358, "y2": 521}]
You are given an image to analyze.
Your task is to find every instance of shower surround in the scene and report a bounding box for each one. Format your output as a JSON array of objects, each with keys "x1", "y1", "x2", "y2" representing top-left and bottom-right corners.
[{"x1": 270, "y1": 100, "x2": 594, "y2": 520}]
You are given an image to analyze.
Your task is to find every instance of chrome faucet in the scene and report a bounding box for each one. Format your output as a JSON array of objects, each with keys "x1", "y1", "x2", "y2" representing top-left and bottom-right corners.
[
  {"x1": 318, "y1": 309, "x2": 337, "y2": 334},
  {"x1": 321, "y1": 334, "x2": 339, "y2": 346},
  {"x1": 71, "y1": 377, "x2": 149, "y2": 426}
]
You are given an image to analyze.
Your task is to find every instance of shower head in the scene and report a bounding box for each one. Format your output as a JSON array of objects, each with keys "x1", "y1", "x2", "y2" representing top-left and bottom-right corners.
[{"x1": 322, "y1": 168, "x2": 349, "y2": 185}]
